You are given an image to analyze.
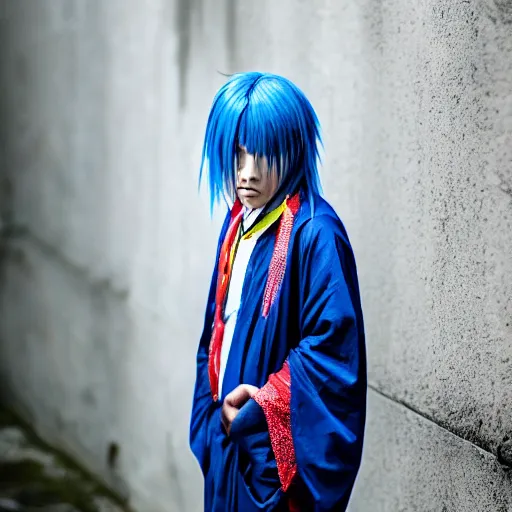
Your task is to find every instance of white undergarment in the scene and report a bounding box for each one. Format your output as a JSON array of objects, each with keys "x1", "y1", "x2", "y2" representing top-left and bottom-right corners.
[{"x1": 218, "y1": 207, "x2": 272, "y2": 397}]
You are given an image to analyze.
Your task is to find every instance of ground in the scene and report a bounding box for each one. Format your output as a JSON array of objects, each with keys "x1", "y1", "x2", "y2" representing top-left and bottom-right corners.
[{"x1": 0, "y1": 408, "x2": 128, "y2": 512}]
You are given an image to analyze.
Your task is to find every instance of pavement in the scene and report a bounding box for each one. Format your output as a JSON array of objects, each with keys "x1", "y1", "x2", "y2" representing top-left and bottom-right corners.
[{"x1": 0, "y1": 408, "x2": 127, "y2": 512}]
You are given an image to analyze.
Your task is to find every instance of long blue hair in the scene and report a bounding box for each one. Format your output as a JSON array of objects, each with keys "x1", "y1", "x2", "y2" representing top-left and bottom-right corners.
[{"x1": 199, "y1": 72, "x2": 323, "y2": 213}]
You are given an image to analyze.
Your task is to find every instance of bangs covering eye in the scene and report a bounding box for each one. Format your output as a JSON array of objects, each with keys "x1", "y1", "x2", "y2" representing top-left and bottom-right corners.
[{"x1": 200, "y1": 72, "x2": 323, "y2": 212}]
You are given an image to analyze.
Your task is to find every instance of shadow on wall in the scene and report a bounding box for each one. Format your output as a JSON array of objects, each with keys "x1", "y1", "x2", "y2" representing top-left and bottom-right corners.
[{"x1": 174, "y1": 0, "x2": 238, "y2": 108}]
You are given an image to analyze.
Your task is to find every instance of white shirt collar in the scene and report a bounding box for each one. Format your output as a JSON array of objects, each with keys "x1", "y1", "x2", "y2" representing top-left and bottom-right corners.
[{"x1": 242, "y1": 206, "x2": 264, "y2": 232}]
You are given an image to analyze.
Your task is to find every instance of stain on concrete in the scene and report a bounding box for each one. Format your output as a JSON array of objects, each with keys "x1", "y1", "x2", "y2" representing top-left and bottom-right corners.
[
  {"x1": 225, "y1": 0, "x2": 237, "y2": 71},
  {"x1": 62, "y1": 0, "x2": 75, "y2": 23},
  {"x1": 174, "y1": 0, "x2": 203, "y2": 108},
  {"x1": 497, "y1": 436, "x2": 512, "y2": 467},
  {"x1": 106, "y1": 442, "x2": 119, "y2": 470},
  {"x1": 493, "y1": 0, "x2": 512, "y2": 24},
  {"x1": 80, "y1": 389, "x2": 97, "y2": 408},
  {"x1": 483, "y1": 0, "x2": 512, "y2": 24},
  {"x1": 0, "y1": 231, "x2": 30, "y2": 295},
  {"x1": 499, "y1": 175, "x2": 512, "y2": 197},
  {"x1": 0, "y1": 176, "x2": 13, "y2": 225},
  {"x1": 0, "y1": 407, "x2": 129, "y2": 511}
]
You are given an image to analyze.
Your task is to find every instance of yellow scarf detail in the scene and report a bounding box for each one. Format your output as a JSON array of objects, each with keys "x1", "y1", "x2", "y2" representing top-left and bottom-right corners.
[{"x1": 228, "y1": 197, "x2": 288, "y2": 267}]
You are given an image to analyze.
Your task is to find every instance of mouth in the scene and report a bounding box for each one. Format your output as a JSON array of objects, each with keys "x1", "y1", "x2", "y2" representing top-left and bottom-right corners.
[{"x1": 237, "y1": 187, "x2": 260, "y2": 197}]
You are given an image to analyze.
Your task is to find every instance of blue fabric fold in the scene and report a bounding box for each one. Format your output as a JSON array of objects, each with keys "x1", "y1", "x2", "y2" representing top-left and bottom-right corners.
[{"x1": 230, "y1": 399, "x2": 281, "y2": 503}]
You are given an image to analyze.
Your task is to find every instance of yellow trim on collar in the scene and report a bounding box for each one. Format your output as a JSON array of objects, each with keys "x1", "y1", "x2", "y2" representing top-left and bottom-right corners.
[
  {"x1": 242, "y1": 199, "x2": 288, "y2": 241},
  {"x1": 227, "y1": 198, "x2": 289, "y2": 269}
]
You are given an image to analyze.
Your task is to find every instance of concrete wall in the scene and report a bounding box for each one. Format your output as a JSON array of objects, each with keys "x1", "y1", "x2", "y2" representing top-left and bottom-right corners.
[{"x1": 0, "y1": 1, "x2": 511, "y2": 511}]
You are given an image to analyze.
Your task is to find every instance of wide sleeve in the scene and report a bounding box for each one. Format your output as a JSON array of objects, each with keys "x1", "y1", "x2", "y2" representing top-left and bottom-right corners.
[
  {"x1": 254, "y1": 214, "x2": 367, "y2": 511},
  {"x1": 189, "y1": 212, "x2": 230, "y2": 474}
]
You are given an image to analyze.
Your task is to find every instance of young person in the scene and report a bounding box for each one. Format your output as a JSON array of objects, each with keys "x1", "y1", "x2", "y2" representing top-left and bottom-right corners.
[{"x1": 190, "y1": 72, "x2": 367, "y2": 511}]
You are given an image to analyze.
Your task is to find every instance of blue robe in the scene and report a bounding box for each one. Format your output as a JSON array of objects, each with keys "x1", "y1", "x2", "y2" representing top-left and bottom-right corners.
[{"x1": 190, "y1": 192, "x2": 366, "y2": 511}]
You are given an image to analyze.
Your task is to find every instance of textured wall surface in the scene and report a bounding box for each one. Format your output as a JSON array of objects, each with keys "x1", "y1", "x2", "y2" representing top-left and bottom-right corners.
[{"x1": 0, "y1": 1, "x2": 511, "y2": 511}]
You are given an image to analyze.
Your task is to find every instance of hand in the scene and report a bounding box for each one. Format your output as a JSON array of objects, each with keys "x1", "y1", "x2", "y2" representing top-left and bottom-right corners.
[{"x1": 221, "y1": 384, "x2": 259, "y2": 435}]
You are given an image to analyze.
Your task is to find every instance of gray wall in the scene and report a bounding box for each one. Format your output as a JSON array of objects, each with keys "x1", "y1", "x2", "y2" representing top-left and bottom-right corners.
[{"x1": 0, "y1": 1, "x2": 511, "y2": 511}]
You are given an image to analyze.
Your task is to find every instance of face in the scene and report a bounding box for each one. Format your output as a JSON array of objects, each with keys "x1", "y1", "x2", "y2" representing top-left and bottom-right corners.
[{"x1": 236, "y1": 146, "x2": 279, "y2": 209}]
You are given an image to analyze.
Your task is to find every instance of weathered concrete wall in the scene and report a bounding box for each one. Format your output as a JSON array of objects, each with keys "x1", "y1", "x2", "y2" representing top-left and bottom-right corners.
[{"x1": 0, "y1": 1, "x2": 511, "y2": 511}]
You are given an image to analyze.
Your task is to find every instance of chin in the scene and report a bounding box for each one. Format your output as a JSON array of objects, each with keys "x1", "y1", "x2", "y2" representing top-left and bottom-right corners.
[{"x1": 239, "y1": 197, "x2": 266, "y2": 209}]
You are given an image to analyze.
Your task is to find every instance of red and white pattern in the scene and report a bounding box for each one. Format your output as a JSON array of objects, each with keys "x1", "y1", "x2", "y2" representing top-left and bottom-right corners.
[
  {"x1": 254, "y1": 360, "x2": 297, "y2": 493},
  {"x1": 262, "y1": 194, "x2": 301, "y2": 317}
]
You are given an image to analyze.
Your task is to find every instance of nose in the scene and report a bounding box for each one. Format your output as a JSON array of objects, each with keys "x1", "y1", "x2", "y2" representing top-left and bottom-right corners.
[{"x1": 238, "y1": 154, "x2": 261, "y2": 186}]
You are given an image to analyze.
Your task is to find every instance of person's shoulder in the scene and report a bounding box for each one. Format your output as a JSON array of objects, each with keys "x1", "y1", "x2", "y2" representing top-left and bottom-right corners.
[{"x1": 297, "y1": 194, "x2": 351, "y2": 247}]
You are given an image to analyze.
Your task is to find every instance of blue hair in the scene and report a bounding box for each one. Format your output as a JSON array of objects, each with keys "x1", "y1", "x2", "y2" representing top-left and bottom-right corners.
[{"x1": 199, "y1": 72, "x2": 323, "y2": 212}]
